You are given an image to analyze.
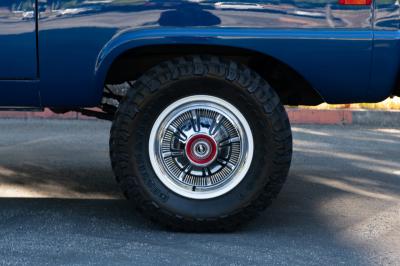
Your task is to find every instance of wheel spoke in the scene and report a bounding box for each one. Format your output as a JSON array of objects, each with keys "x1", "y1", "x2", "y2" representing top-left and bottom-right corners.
[
  {"x1": 191, "y1": 110, "x2": 200, "y2": 132},
  {"x1": 168, "y1": 125, "x2": 187, "y2": 141},
  {"x1": 162, "y1": 150, "x2": 184, "y2": 158},
  {"x1": 219, "y1": 137, "x2": 240, "y2": 147},
  {"x1": 203, "y1": 167, "x2": 211, "y2": 177},
  {"x1": 209, "y1": 114, "x2": 223, "y2": 136},
  {"x1": 217, "y1": 159, "x2": 235, "y2": 170},
  {"x1": 179, "y1": 164, "x2": 192, "y2": 181}
]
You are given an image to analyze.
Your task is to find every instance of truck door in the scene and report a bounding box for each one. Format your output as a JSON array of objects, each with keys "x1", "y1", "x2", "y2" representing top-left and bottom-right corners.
[
  {"x1": 0, "y1": 0, "x2": 39, "y2": 106},
  {"x1": 0, "y1": 0, "x2": 37, "y2": 79}
]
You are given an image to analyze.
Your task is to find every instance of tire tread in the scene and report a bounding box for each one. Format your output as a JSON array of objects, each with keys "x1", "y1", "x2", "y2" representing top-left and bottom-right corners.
[{"x1": 110, "y1": 55, "x2": 292, "y2": 232}]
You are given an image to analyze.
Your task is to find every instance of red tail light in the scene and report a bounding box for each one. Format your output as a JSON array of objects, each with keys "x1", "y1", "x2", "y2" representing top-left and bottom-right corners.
[{"x1": 339, "y1": 0, "x2": 372, "y2": 5}]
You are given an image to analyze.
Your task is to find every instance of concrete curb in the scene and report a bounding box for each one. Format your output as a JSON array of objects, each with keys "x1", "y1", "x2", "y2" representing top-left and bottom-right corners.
[
  {"x1": 351, "y1": 109, "x2": 400, "y2": 127},
  {"x1": 287, "y1": 108, "x2": 400, "y2": 126},
  {"x1": 287, "y1": 109, "x2": 353, "y2": 125},
  {"x1": 0, "y1": 108, "x2": 399, "y2": 126},
  {"x1": 0, "y1": 109, "x2": 95, "y2": 120},
  {"x1": 287, "y1": 108, "x2": 400, "y2": 127}
]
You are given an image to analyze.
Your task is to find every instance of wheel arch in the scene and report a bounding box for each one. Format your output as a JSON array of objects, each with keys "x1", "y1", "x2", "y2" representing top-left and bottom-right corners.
[{"x1": 95, "y1": 28, "x2": 324, "y2": 106}]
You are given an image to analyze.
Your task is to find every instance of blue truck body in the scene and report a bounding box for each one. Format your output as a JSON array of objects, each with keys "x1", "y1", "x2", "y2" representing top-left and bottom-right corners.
[
  {"x1": 2, "y1": 0, "x2": 399, "y2": 231},
  {"x1": 0, "y1": 0, "x2": 399, "y2": 107}
]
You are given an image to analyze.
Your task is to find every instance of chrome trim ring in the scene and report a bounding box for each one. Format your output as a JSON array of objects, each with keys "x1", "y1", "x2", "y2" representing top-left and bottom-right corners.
[{"x1": 149, "y1": 95, "x2": 254, "y2": 199}]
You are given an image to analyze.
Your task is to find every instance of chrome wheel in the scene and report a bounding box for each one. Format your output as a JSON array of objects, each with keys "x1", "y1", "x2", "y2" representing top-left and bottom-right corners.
[{"x1": 149, "y1": 95, "x2": 254, "y2": 199}]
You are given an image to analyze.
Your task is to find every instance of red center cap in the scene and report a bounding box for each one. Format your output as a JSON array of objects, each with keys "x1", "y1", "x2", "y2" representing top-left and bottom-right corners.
[{"x1": 185, "y1": 134, "x2": 218, "y2": 166}]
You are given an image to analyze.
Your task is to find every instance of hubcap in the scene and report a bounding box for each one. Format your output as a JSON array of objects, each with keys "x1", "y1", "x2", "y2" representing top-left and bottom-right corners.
[{"x1": 149, "y1": 95, "x2": 254, "y2": 199}]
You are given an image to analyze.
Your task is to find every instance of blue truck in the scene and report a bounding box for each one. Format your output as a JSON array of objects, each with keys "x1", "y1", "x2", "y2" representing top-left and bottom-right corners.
[{"x1": 1, "y1": 0, "x2": 399, "y2": 231}]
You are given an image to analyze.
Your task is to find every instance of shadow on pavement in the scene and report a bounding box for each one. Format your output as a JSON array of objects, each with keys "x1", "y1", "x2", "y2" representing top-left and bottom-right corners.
[{"x1": 0, "y1": 121, "x2": 398, "y2": 264}]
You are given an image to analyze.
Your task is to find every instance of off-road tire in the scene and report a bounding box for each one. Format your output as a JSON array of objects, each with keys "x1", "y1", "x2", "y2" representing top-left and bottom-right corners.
[{"x1": 110, "y1": 55, "x2": 292, "y2": 232}]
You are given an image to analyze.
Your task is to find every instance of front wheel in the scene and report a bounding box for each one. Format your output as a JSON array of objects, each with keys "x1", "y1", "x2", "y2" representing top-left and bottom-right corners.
[{"x1": 110, "y1": 56, "x2": 292, "y2": 231}]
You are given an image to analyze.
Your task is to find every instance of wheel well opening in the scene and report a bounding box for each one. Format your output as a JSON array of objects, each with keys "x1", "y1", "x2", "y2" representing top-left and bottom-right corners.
[{"x1": 105, "y1": 44, "x2": 323, "y2": 106}]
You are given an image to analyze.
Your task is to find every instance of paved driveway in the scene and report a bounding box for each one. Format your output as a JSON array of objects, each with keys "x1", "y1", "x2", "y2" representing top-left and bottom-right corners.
[{"x1": 0, "y1": 120, "x2": 398, "y2": 265}]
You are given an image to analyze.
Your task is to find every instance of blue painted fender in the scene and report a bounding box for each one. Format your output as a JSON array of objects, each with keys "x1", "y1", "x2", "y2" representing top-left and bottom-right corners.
[{"x1": 95, "y1": 27, "x2": 373, "y2": 105}]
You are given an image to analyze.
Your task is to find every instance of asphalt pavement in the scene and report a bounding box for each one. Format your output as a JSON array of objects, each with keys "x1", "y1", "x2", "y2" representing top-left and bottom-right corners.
[{"x1": 0, "y1": 120, "x2": 399, "y2": 265}]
